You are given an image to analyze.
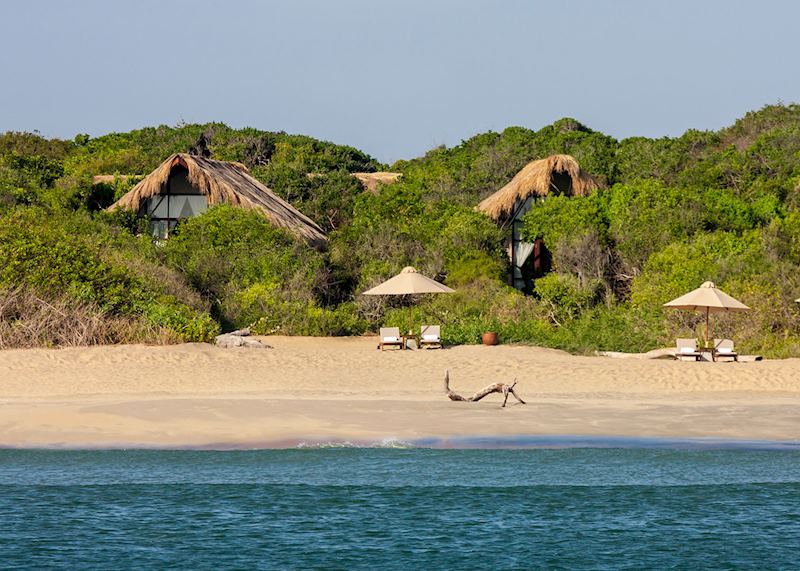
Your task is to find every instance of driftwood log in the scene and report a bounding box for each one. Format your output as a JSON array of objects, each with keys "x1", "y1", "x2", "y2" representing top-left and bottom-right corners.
[{"x1": 443, "y1": 370, "x2": 526, "y2": 407}]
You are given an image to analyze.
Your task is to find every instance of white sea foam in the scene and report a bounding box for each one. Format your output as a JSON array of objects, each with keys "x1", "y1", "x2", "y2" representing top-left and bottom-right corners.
[{"x1": 296, "y1": 437, "x2": 417, "y2": 449}]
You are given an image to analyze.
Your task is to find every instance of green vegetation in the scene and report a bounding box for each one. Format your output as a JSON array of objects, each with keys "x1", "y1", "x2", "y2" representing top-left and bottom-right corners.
[{"x1": 2, "y1": 104, "x2": 800, "y2": 355}]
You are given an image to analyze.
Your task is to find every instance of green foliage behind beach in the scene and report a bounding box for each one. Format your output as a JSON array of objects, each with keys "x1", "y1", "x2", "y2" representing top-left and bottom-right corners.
[{"x1": 2, "y1": 104, "x2": 800, "y2": 355}]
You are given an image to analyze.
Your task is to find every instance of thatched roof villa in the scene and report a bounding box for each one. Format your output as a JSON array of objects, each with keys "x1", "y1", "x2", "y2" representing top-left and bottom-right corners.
[
  {"x1": 92, "y1": 174, "x2": 140, "y2": 185},
  {"x1": 477, "y1": 154, "x2": 599, "y2": 290},
  {"x1": 477, "y1": 154, "x2": 598, "y2": 221},
  {"x1": 108, "y1": 153, "x2": 326, "y2": 246},
  {"x1": 305, "y1": 171, "x2": 402, "y2": 193},
  {"x1": 352, "y1": 172, "x2": 402, "y2": 194}
]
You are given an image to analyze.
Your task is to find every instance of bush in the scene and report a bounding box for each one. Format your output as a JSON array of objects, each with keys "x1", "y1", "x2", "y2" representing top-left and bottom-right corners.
[
  {"x1": 0, "y1": 287, "x2": 181, "y2": 348},
  {"x1": 256, "y1": 168, "x2": 364, "y2": 232},
  {"x1": 0, "y1": 207, "x2": 217, "y2": 343},
  {"x1": 161, "y1": 205, "x2": 333, "y2": 331},
  {"x1": 522, "y1": 192, "x2": 610, "y2": 248},
  {"x1": 534, "y1": 273, "x2": 603, "y2": 324},
  {"x1": 250, "y1": 300, "x2": 367, "y2": 336},
  {"x1": 330, "y1": 185, "x2": 506, "y2": 295}
]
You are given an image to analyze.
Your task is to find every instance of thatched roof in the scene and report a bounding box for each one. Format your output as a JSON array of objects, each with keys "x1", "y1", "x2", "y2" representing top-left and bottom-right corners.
[
  {"x1": 352, "y1": 172, "x2": 402, "y2": 193},
  {"x1": 108, "y1": 154, "x2": 326, "y2": 246},
  {"x1": 476, "y1": 154, "x2": 599, "y2": 221},
  {"x1": 306, "y1": 171, "x2": 402, "y2": 193},
  {"x1": 92, "y1": 174, "x2": 140, "y2": 185}
]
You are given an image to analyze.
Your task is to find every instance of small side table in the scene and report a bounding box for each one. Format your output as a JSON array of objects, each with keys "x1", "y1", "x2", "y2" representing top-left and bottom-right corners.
[{"x1": 402, "y1": 332, "x2": 418, "y2": 350}]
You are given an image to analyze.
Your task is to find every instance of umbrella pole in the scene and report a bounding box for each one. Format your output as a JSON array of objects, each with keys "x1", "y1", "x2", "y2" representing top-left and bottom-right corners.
[{"x1": 705, "y1": 307, "x2": 709, "y2": 348}]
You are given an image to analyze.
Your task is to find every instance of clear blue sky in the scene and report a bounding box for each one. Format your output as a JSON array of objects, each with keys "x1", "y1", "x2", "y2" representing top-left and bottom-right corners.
[{"x1": 1, "y1": 0, "x2": 797, "y2": 163}]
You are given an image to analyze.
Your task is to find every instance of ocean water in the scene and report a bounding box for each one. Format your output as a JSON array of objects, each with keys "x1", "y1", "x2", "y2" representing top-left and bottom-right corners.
[{"x1": 1, "y1": 447, "x2": 799, "y2": 569}]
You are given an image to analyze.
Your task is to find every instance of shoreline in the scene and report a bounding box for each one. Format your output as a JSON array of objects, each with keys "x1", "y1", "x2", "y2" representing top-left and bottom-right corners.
[
  {"x1": 2, "y1": 434, "x2": 800, "y2": 452},
  {"x1": 1, "y1": 336, "x2": 799, "y2": 449}
]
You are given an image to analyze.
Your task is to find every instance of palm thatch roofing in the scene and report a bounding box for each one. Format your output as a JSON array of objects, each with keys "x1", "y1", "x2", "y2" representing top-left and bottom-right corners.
[
  {"x1": 305, "y1": 171, "x2": 402, "y2": 193},
  {"x1": 92, "y1": 174, "x2": 140, "y2": 185},
  {"x1": 108, "y1": 153, "x2": 326, "y2": 246},
  {"x1": 352, "y1": 172, "x2": 402, "y2": 193},
  {"x1": 476, "y1": 154, "x2": 599, "y2": 221}
]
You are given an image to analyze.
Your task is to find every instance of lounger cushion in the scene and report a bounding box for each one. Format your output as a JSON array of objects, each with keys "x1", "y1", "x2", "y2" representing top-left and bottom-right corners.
[
  {"x1": 382, "y1": 336, "x2": 399, "y2": 342},
  {"x1": 680, "y1": 347, "x2": 697, "y2": 354},
  {"x1": 718, "y1": 348, "x2": 732, "y2": 354},
  {"x1": 422, "y1": 335, "x2": 439, "y2": 341}
]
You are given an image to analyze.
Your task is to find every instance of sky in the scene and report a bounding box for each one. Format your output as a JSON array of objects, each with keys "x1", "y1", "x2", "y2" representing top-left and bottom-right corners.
[{"x1": 1, "y1": 0, "x2": 798, "y2": 163}]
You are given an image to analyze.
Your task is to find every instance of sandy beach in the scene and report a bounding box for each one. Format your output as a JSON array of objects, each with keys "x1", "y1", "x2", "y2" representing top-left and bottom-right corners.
[{"x1": 0, "y1": 336, "x2": 798, "y2": 448}]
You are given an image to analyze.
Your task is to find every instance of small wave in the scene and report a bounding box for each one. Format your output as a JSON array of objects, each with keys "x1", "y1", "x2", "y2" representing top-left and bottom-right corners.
[{"x1": 296, "y1": 437, "x2": 418, "y2": 449}]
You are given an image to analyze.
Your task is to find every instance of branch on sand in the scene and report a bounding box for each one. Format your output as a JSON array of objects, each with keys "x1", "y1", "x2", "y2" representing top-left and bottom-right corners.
[{"x1": 443, "y1": 369, "x2": 526, "y2": 407}]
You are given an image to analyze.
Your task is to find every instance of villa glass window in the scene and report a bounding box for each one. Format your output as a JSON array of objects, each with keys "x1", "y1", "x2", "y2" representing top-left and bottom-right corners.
[{"x1": 144, "y1": 167, "x2": 208, "y2": 238}]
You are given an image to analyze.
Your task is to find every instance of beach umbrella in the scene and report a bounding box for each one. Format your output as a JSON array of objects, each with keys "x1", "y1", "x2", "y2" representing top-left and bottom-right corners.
[
  {"x1": 663, "y1": 281, "x2": 749, "y2": 346},
  {"x1": 362, "y1": 266, "x2": 455, "y2": 295}
]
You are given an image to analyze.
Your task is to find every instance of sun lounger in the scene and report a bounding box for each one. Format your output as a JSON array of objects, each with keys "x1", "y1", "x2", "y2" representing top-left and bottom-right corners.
[
  {"x1": 714, "y1": 338, "x2": 738, "y2": 362},
  {"x1": 675, "y1": 338, "x2": 701, "y2": 361},
  {"x1": 379, "y1": 327, "x2": 404, "y2": 351},
  {"x1": 419, "y1": 325, "x2": 442, "y2": 349}
]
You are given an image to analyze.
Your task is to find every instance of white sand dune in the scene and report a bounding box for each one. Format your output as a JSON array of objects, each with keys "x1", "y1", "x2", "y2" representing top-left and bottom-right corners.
[{"x1": 0, "y1": 336, "x2": 798, "y2": 448}]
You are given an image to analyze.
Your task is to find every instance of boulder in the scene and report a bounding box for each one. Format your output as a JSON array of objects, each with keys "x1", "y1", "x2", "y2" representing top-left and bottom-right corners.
[{"x1": 214, "y1": 333, "x2": 270, "y2": 349}]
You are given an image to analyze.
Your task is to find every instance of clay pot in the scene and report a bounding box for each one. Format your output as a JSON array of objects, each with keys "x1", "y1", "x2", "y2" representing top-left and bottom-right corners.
[{"x1": 482, "y1": 332, "x2": 498, "y2": 346}]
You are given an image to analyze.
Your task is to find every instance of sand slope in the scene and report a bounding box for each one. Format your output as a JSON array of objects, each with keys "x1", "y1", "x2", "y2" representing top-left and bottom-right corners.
[{"x1": 0, "y1": 336, "x2": 798, "y2": 447}]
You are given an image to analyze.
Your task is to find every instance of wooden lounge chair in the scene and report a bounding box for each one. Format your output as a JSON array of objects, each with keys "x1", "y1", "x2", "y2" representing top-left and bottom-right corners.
[
  {"x1": 419, "y1": 325, "x2": 442, "y2": 349},
  {"x1": 714, "y1": 338, "x2": 738, "y2": 362},
  {"x1": 675, "y1": 338, "x2": 702, "y2": 361},
  {"x1": 379, "y1": 327, "x2": 403, "y2": 351}
]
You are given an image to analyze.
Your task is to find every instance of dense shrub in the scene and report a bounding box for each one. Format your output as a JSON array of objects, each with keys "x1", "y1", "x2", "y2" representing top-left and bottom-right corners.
[
  {"x1": 249, "y1": 300, "x2": 367, "y2": 336},
  {"x1": 0, "y1": 287, "x2": 184, "y2": 349},
  {"x1": 0, "y1": 208, "x2": 218, "y2": 342},
  {"x1": 330, "y1": 184, "x2": 506, "y2": 296},
  {"x1": 256, "y1": 167, "x2": 364, "y2": 232},
  {"x1": 160, "y1": 205, "x2": 344, "y2": 332}
]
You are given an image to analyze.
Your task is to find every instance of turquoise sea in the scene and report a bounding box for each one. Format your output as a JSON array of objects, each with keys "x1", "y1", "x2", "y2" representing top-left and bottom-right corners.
[{"x1": 1, "y1": 446, "x2": 799, "y2": 569}]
